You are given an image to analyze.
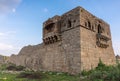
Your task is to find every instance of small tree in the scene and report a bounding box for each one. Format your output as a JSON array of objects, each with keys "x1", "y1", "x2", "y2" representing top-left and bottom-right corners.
[{"x1": 96, "y1": 58, "x2": 106, "y2": 71}]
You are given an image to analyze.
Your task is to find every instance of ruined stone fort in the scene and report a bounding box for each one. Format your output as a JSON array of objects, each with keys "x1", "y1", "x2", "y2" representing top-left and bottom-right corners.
[{"x1": 9, "y1": 6, "x2": 116, "y2": 74}]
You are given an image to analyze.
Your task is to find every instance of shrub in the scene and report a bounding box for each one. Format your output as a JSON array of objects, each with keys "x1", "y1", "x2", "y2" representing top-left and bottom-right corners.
[
  {"x1": 95, "y1": 59, "x2": 107, "y2": 71},
  {"x1": 81, "y1": 70, "x2": 94, "y2": 76},
  {"x1": 4, "y1": 63, "x2": 25, "y2": 71},
  {"x1": 6, "y1": 65, "x2": 17, "y2": 71},
  {"x1": 0, "y1": 64, "x2": 7, "y2": 70},
  {"x1": 17, "y1": 71, "x2": 42, "y2": 79},
  {"x1": 81, "y1": 59, "x2": 120, "y2": 81},
  {"x1": 16, "y1": 65, "x2": 25, "y2": 71}
]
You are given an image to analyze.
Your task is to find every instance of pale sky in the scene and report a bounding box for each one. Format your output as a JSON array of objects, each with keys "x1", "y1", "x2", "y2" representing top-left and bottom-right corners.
[{"x1": 0, "y1": 0, "x2": 120, "y2": 56}]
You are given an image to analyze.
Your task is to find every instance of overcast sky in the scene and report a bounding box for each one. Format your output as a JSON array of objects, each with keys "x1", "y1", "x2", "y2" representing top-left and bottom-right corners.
[{"x1": 0, "y1": 0, "x2": 120, "y2": 56}]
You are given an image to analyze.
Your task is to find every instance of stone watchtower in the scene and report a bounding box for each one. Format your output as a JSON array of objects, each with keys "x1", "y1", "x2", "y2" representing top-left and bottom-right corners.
[
  {"x1": 8, "y1": 6, "x2": 116, "y2": 74},
  {"x1": 42, "y1": 6, "x2": 116, "y2": 73}
]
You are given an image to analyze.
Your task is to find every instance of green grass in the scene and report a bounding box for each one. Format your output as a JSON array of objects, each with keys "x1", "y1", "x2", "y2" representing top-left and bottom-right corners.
[
  {"x1": 0, "y1": 71, "x2": 80, "y2": 81},
  {"x1": 0, "y1": 63, "x2": 81, "y2": 81},
  {"x1": 0, "y1": 72, "x2": 38, "y2": 81},
  {"x1": 40, "y1": 71, "x2": 80, "y2": 81}
]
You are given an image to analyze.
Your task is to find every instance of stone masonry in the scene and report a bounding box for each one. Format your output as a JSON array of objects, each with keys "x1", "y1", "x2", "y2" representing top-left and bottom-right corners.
[{"x1": 8, "y1": 6, "x2": 116, "y2": 74}]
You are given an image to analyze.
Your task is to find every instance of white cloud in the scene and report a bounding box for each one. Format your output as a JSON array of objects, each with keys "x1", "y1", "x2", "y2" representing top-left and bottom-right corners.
[
  {"x1": 0, "y1": 31, "x2": 16, "y2": 39},
  {"x1": 6, "y1": 31, "x2": 16, "y2": 34},
  {"x1": 43, "y1": 8, "x2": 48, "y2": 12},
  {"x1": 0, "y1": 31, "x2": 22, "y2": 56},
  {"x1": 0, "y1": 32, "x2": 5, "y2": 36},
  {"x1": 0, "y1": 43, "x2": 13, "y2": 50},
  {"x1": 113, "y1": 40, "x2": 120, "y2": 55},
  {"x1": 12, "y1": 8, "x2": 16, "y2": 13},
  {"x1": 0, "y1": 0, "x2": 22, "y2": 15},
  {"x1": 0, "y1": 43, "x2": 20, "y2": 56}
]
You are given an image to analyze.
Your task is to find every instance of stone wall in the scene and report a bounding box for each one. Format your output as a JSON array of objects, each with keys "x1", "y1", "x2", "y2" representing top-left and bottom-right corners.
[
  {"x1": 80, "y1": 7, "x2": 116, "y2": 70},
  {"x1": 60, "y1": 7, "x2": 81, "y2": 74},
  {"x1": 8, "y1": 44, "x2": 45, "y2": 70}
]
